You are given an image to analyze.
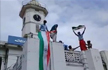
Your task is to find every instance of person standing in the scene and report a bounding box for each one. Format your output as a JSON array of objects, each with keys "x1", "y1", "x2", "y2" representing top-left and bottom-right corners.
[
  {"x1": 86, "y1": 40, "x2": 92, "y2": 49},
  {"x1": 50, "y1": 24, "x2": 58, "y2": 42},
  {"x1": 73, "y1": 26, "x2": 87, "y2": 51},
  {"x1": 39, "y1": 20, "x2": 48, "y2": 32}
]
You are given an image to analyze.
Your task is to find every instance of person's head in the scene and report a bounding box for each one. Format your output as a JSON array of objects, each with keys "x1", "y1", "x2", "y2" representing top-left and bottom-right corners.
[
  {"x1": 43, "y1": 20, "x2": 47, "y2": 25},
  {"x1": 69, "y1": 45, "x2": 72, "y2": 49},
  {"x1": 77, "y1": 32, "x2": 81, "y2": 35},
  {"x1": 55, "y1": 24, "x2": 58, "y2": 28},
  {"x1": 87, "y1": 40, "x2": 91, "y2": 44},
  {"x1": 59, "y1": 40, "x2": 63, "y2": 43}
]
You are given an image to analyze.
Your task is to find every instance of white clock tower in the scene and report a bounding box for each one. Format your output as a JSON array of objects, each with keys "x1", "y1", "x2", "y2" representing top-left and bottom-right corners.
[
  {"x1": 19, "y1": 0, "x2": 48, "y2": 38},
  {"x1": 19, "y1": 0, "x2": 48, "y2": 70}
]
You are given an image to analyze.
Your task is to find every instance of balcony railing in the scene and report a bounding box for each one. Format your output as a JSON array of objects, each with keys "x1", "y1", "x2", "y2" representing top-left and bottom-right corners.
[
  {"x1": 64, "y1": 51, "x2": 83, "y2": 66},
  {"x1": 10, "y1": 56, "x2": 22, "y2": 70}
]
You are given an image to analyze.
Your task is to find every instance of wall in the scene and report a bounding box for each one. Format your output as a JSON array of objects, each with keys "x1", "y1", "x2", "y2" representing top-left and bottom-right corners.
[
  {"x1": 50, "y1": 42, "x2": 84, "y2": 70},
  {"x1": 85, "y1": 49, "x2": 104, "y2": 70},
  {"x1": 22, "y1": 38, "x2": 39, "y2": 70}
]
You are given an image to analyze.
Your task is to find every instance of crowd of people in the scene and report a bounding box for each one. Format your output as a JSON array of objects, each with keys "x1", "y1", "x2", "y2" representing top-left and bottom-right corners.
[
  {"x1": 39, "y1": 20, "x2": 92, "y2": 51},
  {"x1": 58, "y1": 40, "x2": 92, "y2": 51}
]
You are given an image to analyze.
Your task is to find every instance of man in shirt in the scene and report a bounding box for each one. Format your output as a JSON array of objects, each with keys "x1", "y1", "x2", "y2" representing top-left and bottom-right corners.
[
  {"x1": 40, "y1": 20, "x2": 48, "y2": 32},
  {"x1": 73, "y1": 26, "x2": 87, "y2": 51}
]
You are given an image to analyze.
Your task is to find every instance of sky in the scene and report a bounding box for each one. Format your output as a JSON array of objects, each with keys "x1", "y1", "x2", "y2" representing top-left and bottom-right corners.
[{"x1": 1, "y1": 0, "x2": 108, "y2": 68}]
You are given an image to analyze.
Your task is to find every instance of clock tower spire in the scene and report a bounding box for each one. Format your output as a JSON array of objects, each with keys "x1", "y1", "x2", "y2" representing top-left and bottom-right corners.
[{"x1": 19, "y1": 0, "x2": 48, "y2": 38}]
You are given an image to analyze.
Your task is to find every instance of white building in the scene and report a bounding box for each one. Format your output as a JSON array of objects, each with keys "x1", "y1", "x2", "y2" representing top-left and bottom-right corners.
[
  {"x1": 0, "y1": 0, "x2": 108, "y2": 70},
  {"x1": 9, "y1": 42, "x2": 108, "y2": 70}
]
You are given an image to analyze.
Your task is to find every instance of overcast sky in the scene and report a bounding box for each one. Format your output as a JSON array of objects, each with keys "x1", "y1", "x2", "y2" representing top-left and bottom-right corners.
[{"x1": 1, "y1": 0, "x2": 108, "y2": 68}]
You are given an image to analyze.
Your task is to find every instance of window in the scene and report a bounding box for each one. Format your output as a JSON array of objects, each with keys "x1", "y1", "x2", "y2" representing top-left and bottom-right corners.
[
  {"x1": 23, "y1": 17, "x2": 26, "y2": 25},
  {"x1": 36, "y1": 25, "x2": 39, "y2": 32}
]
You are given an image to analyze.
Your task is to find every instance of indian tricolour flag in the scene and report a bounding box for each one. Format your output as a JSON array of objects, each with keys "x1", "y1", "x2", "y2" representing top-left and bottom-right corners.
[{"x1": 38, "y1": 31, "x2": 50, "y2": 70}]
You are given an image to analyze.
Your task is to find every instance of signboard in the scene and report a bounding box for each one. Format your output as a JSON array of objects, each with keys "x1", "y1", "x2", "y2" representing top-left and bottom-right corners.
[{"x1": 8, "y1": 35, "x2": 27, "y2": 46}]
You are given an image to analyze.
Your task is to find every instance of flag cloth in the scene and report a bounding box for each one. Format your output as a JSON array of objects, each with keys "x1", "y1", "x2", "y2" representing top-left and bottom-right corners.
[
  {"x1": 72, "y1": 25, "x2": 85, "y2": 30},
  {"x1": 79, "y1": 40, "x2": 87, "y2": 51},
  {"x1": 38, "y1": 31, "x2": 50, "y2": 70}
]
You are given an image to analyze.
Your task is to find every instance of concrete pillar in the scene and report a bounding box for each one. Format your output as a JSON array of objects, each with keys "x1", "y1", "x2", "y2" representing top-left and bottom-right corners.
[
  {"x1": 22, "y1": 38, "x2": 39, "y2": 70},
  {"x1": 85, "y1": 49, "x2": 104, "y2": 70},
  {"x1": 81, "y1": 51, "x2": 89, "y2": 70},
  {"x1": 50, "y1": 42, "x2": 84, "y2": 70}
]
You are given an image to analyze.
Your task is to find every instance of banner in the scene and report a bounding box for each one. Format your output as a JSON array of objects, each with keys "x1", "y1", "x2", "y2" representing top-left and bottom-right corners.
[{"x1": 72, "y1": 25, "x2": 85, "y2": 30}]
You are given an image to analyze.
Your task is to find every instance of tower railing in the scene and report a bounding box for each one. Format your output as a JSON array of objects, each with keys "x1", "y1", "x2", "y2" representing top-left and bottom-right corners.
[{"x1": 64, "y1": 51, "x2": 83, "y2": 66}]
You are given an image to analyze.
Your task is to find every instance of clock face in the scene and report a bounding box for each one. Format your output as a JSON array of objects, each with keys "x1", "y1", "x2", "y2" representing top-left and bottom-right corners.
[{"x1": 33, "y1": 14, "x2": 41, "y2": 21}]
